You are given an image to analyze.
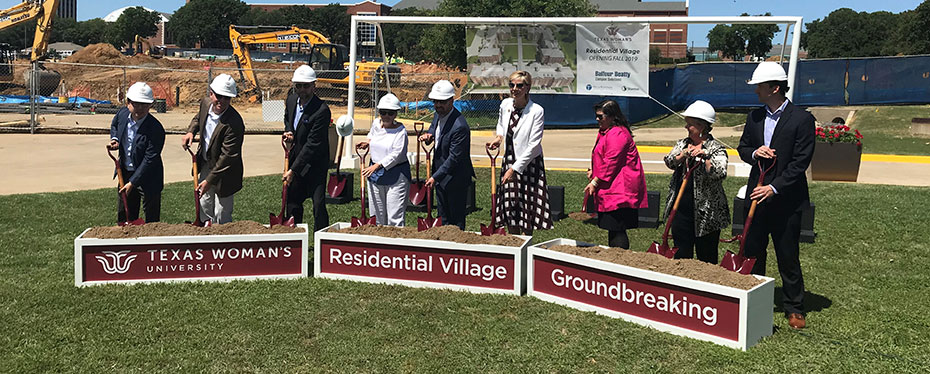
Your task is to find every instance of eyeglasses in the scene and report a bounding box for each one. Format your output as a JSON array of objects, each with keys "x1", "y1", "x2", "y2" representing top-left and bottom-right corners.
[
  {"x1": 432, "y1": 99, "x2": 451, "y2": 104},
  {"x1": 378, "y1": 110, "x2": 397, "y2": 116},
  {"x1": 595, "y1": 114, "x2": 605, "y2": 120},
  {"x1": 295, "y1": 83, "x2": 313, "y2": 89},
  {"x1": 508, "y1": 82, "x2": 526, "y2": 89}
]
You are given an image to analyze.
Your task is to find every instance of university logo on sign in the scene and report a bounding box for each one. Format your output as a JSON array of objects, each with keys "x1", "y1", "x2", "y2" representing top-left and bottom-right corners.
[{"x1": 95, "y1": 250, "x2": 137, "y2": 274}]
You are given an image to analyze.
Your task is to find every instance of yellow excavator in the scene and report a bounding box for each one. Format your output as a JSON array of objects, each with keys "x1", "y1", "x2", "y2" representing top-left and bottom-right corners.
[
  {"x1": 133, "y1": 35, "x2": 165, "y2": 58},
  {"x1": 0, "y1": 0, "x2": 61, "y2": 94},
  {"x1": 229, "y1": 25, "x2": 400, "y2": 103}
]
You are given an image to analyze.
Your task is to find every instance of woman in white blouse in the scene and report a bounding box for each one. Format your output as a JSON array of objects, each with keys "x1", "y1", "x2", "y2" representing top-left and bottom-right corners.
[
  {"x1": 357, "y1": 94, "x2": 411, "y2": 226},
  {"x1": 486, "y1": 71, "x2": 553, "y2": 235}
]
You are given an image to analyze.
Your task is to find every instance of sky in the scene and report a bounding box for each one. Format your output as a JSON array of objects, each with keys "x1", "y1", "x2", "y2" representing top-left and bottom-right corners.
[{"x1": 0, "y1": 0, "x2": 924, "y2": 46}]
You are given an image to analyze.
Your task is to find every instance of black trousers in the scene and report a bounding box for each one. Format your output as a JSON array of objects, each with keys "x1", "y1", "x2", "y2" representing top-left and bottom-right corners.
[
  {"x1": 116, "y1": 184, "x2": 160, "y2": 223},
  {"x1": 744, "y1": 204, "x2": 805, "y2": 315},
  {"x1": 671, "y1": 212, "x2": 720, "y2": 264},
  {"x1": 435, "y1": 178, "x2": 467, "y2": 230},
  {"x1": 286, "y1": 172, "x2": 329, "y2": 232}
]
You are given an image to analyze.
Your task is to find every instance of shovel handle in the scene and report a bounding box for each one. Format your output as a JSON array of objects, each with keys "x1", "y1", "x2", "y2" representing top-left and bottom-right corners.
[
  {"x1": 187, "y1": 147, "x2": 199, "y2": 189},
  {"x1": 414, "y1": 121, "x2": 424, "y2": 136},
  {"x1": 107, "y1": 148, "x2": 126, "y2": 188}
]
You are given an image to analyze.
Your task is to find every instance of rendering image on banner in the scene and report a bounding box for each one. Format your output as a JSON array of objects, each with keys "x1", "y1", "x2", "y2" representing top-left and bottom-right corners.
[
  {"x1": 576, "y1": 23, "x2": 650, "y2": 97},
  {"x1": 466, "y1": 25, "x2": 577, "y2": 93}
]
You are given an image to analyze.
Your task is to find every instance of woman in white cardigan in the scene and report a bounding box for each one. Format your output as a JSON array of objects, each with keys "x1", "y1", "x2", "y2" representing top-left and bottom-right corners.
[
  {"x1": 486, "y1": 71, "x2": 553, "y2": 235},
  {"x1": 358, "y1": 94, "x2": 411, "y2": 226}
]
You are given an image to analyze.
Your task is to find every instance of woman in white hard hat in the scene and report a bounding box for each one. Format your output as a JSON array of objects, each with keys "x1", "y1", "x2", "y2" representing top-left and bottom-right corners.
[
  {"x1": 487, "y1": 70, "x2": 553, "y2": 235},
  {"x1": 662, "y1": 100, "x2": 730, "y2": 264},
  {"x1": 585, "y1": 100, "x2": 647, "y2": 249},
  {"x1": 357, "y1": 93, "x2": 410, "y2": 226}
]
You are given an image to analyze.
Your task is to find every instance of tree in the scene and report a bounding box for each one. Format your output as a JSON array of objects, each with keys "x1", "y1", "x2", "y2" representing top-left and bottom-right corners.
[
  {"x1": 802, "y1": 8, "x2": 902, "y2": 58},
  {"x1": 110, "y1": 6, "x2": 162, "y2": 47},
  {"x1": 168, "y1": 0, "x2": 251, "y2": 48},
  {"x1": 382, "y1": 7, "x2": 431, "y2": 62},
  {"x1": 904, "y1": 0, "x2": 930, "y2": 54},
  {"x1": 422, "y1": 0, "x2": 597, "y2": 68},
  {"x1": 707, "y1": 24, "x2": 744, "y2": 61},
  {"x1": 308, "y1": 4, "x2": 350, "y2": 45}
]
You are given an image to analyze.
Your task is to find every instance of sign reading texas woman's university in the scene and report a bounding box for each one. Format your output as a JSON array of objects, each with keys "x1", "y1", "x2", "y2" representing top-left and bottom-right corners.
[
  {"x1": 575, "y1": 23, "x2": 650, "y2": 97},
  {"x1": 74, "y1": 225, "x2": 309, "y2": 286}
]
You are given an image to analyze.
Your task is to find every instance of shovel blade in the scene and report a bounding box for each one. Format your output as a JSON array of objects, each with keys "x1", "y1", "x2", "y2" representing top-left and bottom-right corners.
[
  {"x1": 647, "y1": 241, "x2": 678, "y2": 259},
  {"x1": 720, "y1": 250, "x2": 756, "y2": 274},
  {"x1": 327, "y1": 175, "x2": 346, "y2": 197},
  {"x1": 480, "y1": 224, "x2": 506, "y2": 236},
  {"x1": 129, "y1": 218, "x2": 145, "y2": 226},
  {"x1": 409, "y1": 182, "x2": 427, "y2": 205},
  {"x1": 351, "y1": 216, "x2": 376, "y2": 227},
  {"x1": 269, "y1": 213, "x2": 281, "y2": 227},
  {"x1": 417, "y1": 217, "x2": 441, "y2": 231}
]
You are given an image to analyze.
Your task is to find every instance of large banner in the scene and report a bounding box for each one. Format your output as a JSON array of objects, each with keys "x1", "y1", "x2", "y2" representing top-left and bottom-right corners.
[
  {"x1": 575, "y1": 23, "x2": 650, "y2": 97},
  {"x1": 465, "y1": 23, "x2": 649, "y2": 97}
]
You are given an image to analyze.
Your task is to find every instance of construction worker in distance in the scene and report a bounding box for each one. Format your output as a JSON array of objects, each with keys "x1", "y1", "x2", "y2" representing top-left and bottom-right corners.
[
  {"x1": 181, "y1": 74, "x2": 245, "y2": 224},
  {"x1": 282, "y1": 65, "x2": 331, "y2": 231},
  {"x1": 107, "y1": 82, "x2": 165, "y2": 223}
]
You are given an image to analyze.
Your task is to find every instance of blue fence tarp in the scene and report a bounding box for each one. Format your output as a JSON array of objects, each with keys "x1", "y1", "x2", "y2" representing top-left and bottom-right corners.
[
  {"x1": 847, "y1": 56, "x2": 930, "y2": 105},
  {"x1": 0, "y1": 95, "x2": 111, "y2": 105}
]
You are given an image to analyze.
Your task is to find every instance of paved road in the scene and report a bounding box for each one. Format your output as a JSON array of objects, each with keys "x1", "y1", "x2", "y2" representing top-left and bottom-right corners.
[{"x1": 2, "y1": 128, "x2": 928, "y2": 196}]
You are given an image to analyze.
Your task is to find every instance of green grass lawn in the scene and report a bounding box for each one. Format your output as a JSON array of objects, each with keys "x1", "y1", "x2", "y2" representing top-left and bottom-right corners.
[
  {"x1": 634, "y1": 110, "x2": 750, "y2": 129},
  {"x1": 2, "y1": 170, "x2": 929, "y2": 372},
  {"x1": 851, "y1": 105, "x2": 930, "y2": 155}
]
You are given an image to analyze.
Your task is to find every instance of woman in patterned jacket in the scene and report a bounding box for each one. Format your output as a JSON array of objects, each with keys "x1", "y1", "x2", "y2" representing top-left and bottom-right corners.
[{"x1": 663, "y1": 100, "x2": 730, "y2": 264}]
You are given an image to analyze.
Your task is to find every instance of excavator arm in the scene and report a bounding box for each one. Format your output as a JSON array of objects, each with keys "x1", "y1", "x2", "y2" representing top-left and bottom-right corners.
[
  {"x1": 229, "y1": 25, "x2": 333, "y2": 102},
  {"x1": 0, "y1": 0, "x2": 60, "y2": 62}
]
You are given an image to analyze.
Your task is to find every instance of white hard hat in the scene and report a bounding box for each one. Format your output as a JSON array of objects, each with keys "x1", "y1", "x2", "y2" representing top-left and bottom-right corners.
[
  {"x1": 428, "y1": 80, "x2": 455, "y2": 100},
  {"x1": 292, "y1": 65, "x2": 317, "y2": 83},
  {"x1": 681, "y1": 100, "x2": 716, "y2": 124},
  {"x1": 210, "y1": 74, "x2": 237, "y2": 97},
  {"x1": 126, "y1": 82, "x2": 154, "y2": 104},
  {"x1": 334, "y1": 114, "x2": 354, "y2": 137},
  {"x1": 376, "y1": 93, "x2": 401, "y2": 110},
  {"x1": 747, "y1": 61, "x2": 788, "y2": 85}
]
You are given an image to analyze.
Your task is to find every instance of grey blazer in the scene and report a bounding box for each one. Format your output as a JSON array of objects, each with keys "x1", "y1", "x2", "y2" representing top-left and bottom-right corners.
[{"x1": 663, "y1": 136, "x2": 730, "y2": 237}]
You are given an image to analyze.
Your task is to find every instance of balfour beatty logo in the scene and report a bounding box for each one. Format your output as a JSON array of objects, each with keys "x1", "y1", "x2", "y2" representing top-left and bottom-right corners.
[{"x1": 95, "y1": 250, "x2": 138, "y2": 274}]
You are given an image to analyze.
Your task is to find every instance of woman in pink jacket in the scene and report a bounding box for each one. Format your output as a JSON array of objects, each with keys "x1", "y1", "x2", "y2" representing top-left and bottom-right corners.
[{"x1": 584, "y1": 100, "x2": 648, "y2": 249}]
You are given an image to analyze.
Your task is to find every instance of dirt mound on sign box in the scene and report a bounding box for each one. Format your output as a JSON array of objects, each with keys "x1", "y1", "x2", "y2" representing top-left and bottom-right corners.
[
  {"x1": 544, "y1": 245, "x2": 764, "y2": 290},
  {"x1": 83, "y1": 221, "x2": 305, "y2": 239},
  {"x1": 334, "y1": 225, "x2": 525, "y2": 247}
]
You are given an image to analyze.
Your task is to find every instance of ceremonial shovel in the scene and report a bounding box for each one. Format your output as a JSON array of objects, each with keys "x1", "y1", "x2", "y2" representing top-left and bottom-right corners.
[
  {"x1": 480, "y1": 144, "x2": 506, "y2": 236},
  {"x1": 416, "y1": 141, "x2": 441, "y2": 231},
  {"x1": 269, "y1": 138, "x2": 295, "y2": 227},
  {"x1": 408, "y1": 121, "x2": 427, "y2": 205},
  {"x1": 720, "y1": 157, "x2": 776, "y2": 274},
  {"x1": 107, "y1": 148, "x2": 144, "y2": 226},
  {"x1": 186, "y1": 147, "x2": 210, "y2": 227},
  {"x1": 350, "y1": 144, "x2": 377, "y2": 227},
  {"x1": 647, "y1": 155, "x2": 703, "y2": 258},
  {"x1": 326, "y1": 132, "x2": 347, "y2": 198}
]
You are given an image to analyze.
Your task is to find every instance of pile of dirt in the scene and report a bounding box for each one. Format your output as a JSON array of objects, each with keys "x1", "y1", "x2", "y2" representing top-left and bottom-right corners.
[
  {"x1": 543, "y1": 244, "x2": 764, "y2": 290},
  {"x1": 83, "y1": 221, "x2": 304, "y2": 239},
  {"x1": 65, "y1": 43, "x2": 129, "y2": 65},
  {"x1": 333, "y1": 225, "x2": 525, "y2": 247}
]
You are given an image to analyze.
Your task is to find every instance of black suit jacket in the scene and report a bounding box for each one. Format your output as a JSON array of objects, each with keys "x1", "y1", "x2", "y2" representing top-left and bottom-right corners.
[
  {"x1": 109, "y1": 107, "x2": 165, "y2": 193},
  {"x1": 427, "y1": 108, "x2": 475, "y2": 189},
  {"x1": 737, "y1": 101, "x2": 815, "y2": 214},
  {"x1": 188, "y1": 97, "x2": 245, "y2": 197},
  {"x1": 284, "y1": 94, "x2": 331, "y2": 181}
]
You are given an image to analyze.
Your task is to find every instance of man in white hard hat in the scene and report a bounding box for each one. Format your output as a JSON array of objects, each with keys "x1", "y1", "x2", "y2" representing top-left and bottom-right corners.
[
  {"x1": 417, "y1": 80, "x2": 475, "y2": 230},
  {"x1": 282, "y1": 65, "x2": 330, "y2": 231},
  {"x1": 106, "y1": 82, "x2": 165, "y2": 223},
  {"x1": 181, "y1": 73, "x2": 245, "y2": 224},
  {"x1": 737, "y1": 61, "x2": 815, "y2": 329}
]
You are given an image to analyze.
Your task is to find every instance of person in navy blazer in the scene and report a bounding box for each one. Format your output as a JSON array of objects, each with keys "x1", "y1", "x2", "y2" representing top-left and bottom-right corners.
[
  {"x1": 418, "y1": 80, "x2": 475, "y2": 230},
  {"x1": 282, "y1": 65, "x2": 330, "y2": 231},
  {"x1": 737, "y1": 62, "x2": 815, "y2": 330},
  {"x1": 106, "y1": 82, "x2": 165, "y2": 223}
]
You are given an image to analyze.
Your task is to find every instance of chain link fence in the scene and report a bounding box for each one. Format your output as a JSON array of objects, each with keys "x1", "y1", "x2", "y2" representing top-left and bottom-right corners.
[{"x1": 0, "y1": 60, "x2": 504, "y2": 134}]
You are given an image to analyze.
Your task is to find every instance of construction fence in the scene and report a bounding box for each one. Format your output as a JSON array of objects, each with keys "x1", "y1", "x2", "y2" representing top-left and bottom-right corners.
[{"x1": 1, "y1": 55, "x2": 929, "y2": 133}]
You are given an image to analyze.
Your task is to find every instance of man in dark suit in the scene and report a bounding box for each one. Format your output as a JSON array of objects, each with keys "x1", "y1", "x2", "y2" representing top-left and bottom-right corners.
[
  {"x1": 282, "y1": 65, "x2": 330, "y2": 231},
  {"x1": 181, "y1": 74, "x2": 245, "y2": 224},
  {"x1": 107, "y1": 82, "x2": 165, "y2": 223},
  {"x1": 737, "y1": 62, "x2": 815, "y2": 330},
  {"x1": 418, "y1": 80, "x2": 475, "y2": 230}
]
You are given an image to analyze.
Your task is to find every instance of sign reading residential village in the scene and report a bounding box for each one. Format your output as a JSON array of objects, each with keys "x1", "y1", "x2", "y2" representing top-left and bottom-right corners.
[{"x1": 575, "y1": 23, "x2": 650, "y2": 97}]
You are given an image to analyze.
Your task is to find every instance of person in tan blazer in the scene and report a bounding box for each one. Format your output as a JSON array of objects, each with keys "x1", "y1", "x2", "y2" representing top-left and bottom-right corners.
[{"x1": 181, "y1": 74, "x2": 245, "y2": 224}]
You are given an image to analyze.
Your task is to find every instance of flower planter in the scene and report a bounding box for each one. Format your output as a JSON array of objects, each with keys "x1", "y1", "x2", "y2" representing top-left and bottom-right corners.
[
  {"x1": 811, "y1": 142, "x2": 861, "y2": 182},
  {"x1": 314, "y1": 223, "x2": 531, "y2": 295},
  {"x1": 74, "y1": 224, "x2": 309, "y2": 287},
  {"x1": 527, "y1": 238, "x2": 774, "y2": 350}
]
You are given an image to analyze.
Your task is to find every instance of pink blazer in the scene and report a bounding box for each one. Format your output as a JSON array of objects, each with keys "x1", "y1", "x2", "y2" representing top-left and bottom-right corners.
[{"x1": 591, "y1": 125, "x2": 648, "y2": 211}]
